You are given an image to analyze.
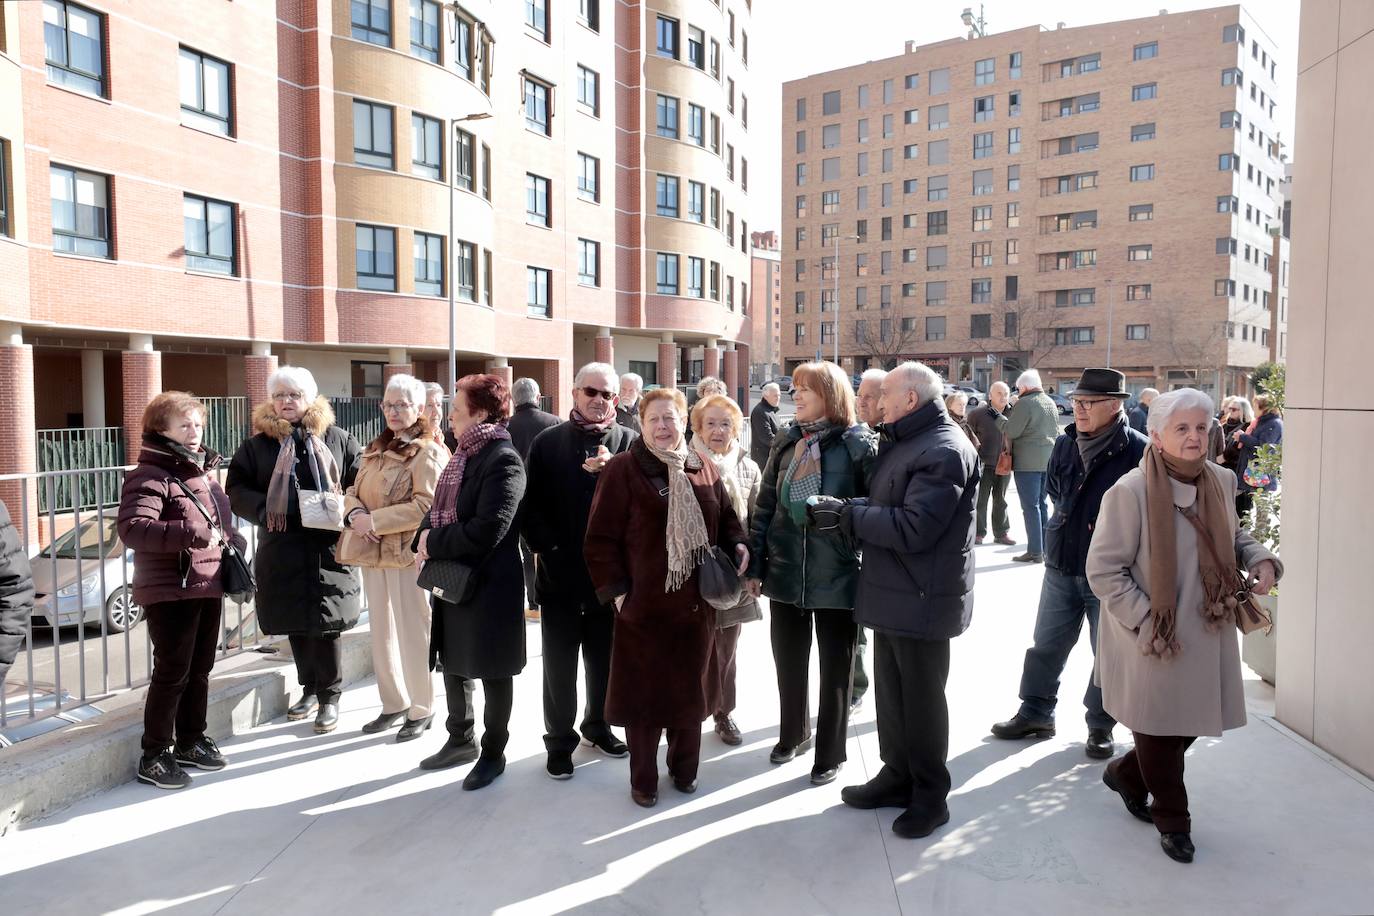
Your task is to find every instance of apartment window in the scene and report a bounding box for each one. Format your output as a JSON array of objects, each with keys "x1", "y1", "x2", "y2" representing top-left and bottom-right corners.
[
  {"x1": 1222, "y1": 67, "x2": 1242, "y2": 86},
  {"x1": 857, "y1": 153, "x2": 870, "y2": 179},
  {"x1": 1216, "y1": 236, "x2": 1237, "y2": 254},
  {"x1": 1132, "y1": 83, "x2": 1157, "y2": 101},
  {"x1": 1007, "y1": 202, "x2": 1020, "y2": 227},
  {"x1": 928, "y1": 67, "x2": 950, "y2": 94},
  {"x1": 1130, "y1": 164, "x2": 1155, "y2": 182},
  {"x1": 1134, "y1": 41, "x2": 1158, "y2": 61},
  {"x1": 972, "y1": 205, "x2": 992, "y2": 231},
  {"x1": 901, "y1": 213, "x2": 917, "y2": 229},
  {"x1": 1077, "y1": 93, "x2": 1100, "y2": 113},
  {"x1": 686, "y1": 180, "x2": 705, "y2": 223},
  {"x1": 794, "y1": 323, "x2": 807, "y2": 345},
  {"x1": 1007, "y1": 164, "x2": 1021, "y2": 191},
  {"x1": 926, "y1": 316, "x2": 947, "y2": 341},
  {"x1": 51, "y1": 165, "x2": 111, "y2": 257},
  {"x1": 578, "y1": 238, "x2": 601, "y2": 286},
  {"x1": 926, "y1": 281, "x2": 947, "y2": 306},
  {"x1": 687, "y1": 257, "x2": 705, "y2": 298},
  {"x1": 44, "y1": 0, "x2": 107, "y2": 95},
  {"x1": 481, "y1": 143, "x2": 491, "y2": 200},
  {"x1": 577, "y1": 152, "x2": 600, "y2": 202},
  {"x1": 453, "y1": 15, "x2": 474, "y2": 80},
  {"x1": 1128, "y1": 203, "x2": 1153, "y2": 222},
  {"x1": 927, "y1": 246, "x2": 947, "y2": 271},
  {"x1": 975, "y1": 58, "x2": 995, "y2": 86},
  {"x1": 1128, "y1": 244, "x2": 1152, "y2": 261},
  {"x1": 1055, "y1": 327, "x2": 1094, "y2": 345},
  {"x1": 409, "y1": 114, "x2": 442, "y2": 179},
  {"x1": 1008, "y1": 51, "x2": 1023, "y2": 79},
  {"x1": 821, "y1": 157, "x2": 840, "y2": 181},
  {"x1": 1008, "y1": 127, "x2": 1022, "y2": 154},
  {"x1": 525, "y1": 0, "x2": 549, "y2": 40},
  {"x1": 971, "y1": 241, "x2": 993, "y2": 267},
  {"x1": 973, "y1": 132, "x2": 993, "y2": 159},
  {"x1": 820, "y1": 190, "x2": 840, "y2": 214},
  {"x1": 685, "y1": 104, "x2": 706, "y2": 146},
  {"x1": 1215, "y1": 278, "x2": 1234, "y2": 296},
  {"x1": 927, "y1": 211, "x2": 948, "y2": 236},
  {"x1": 526, "y1": 173, "x2": 551, "y2": 226},
  {"x1": 688, "y1": 25, "x2": 705, "y2": 69},
  {"x1": 1219, "y1": 153, "x2": 1238, "y2": 171},
  {"x1": 527, "y1": 266, "x2": 551, "y2": 316},
  {"x1": 1008, "y1": 90, "x2": 1022, "y2": 117},
  {"x1": 795, "y1": 130, "x2": 807, "y2": 154},
  {"x1": 823, "y1": 90, "x2": 841, "y2": 115},
  {"x1": 656, "y1": 94, "x2": 678, "y2": 138},
  {"x1": 655, "y1": 174, "x2": 679, "y2": 217},
  {"x1": 0, "y1": 141, "x2": 9, "y2": 237},
  {"x1": 727, "y1": 78, "x2": 736, "y2": 114},
  {"x1": 1220, "y1": 110, "x2": 1240, "y2": 129},
  {"x1": 708, "y1": 37, "x2": 721, "y2": 79},
  {"x1": 1217, "y1": 195, "x2": 1238, "y2": 213},
  {"x1": 183, "y1": 194, "x2": 235, "y2": 275},
  {"x1": 929, "y1": 104, "x2": 949, "y2": 130},
  {"x1": 711, "y1": 189, "x2": 721, "y2": 227},
  {"x1": 928, "y1": 139, "x2": 949, "y2": 166},
  {"x1": 350, "y1": 0, "x2": 391, "y2": 45},
  {"x1": 450, "y1": 128, "x2": 475, "y2": 190},
  {"x1": 1126, "y1": 283, "x2": 1151, "y2": 301},
  {"x1": 524, "y1": 75, "x2": 551, "y2": 134},
  {"x1": 822, "y1": 124, "x2": 840, "y2": 149},
  {"x1": 727, "y1": 145, "x2": 737, "y2": 181},
  {"x1": 1125, "y1": 324, "x2": 1149, "y2": 341},
  {"x1": 579, "y1": 0, "x2": 600, "y2": 31},
  {"x1": 857, "y1": 119, "x2": 869, "y2": 143},
  {"x1": 355, "y1": 225, "x2": 396, "y2": 290},
  {"x1": 576, "y1": 65, "x2": 599, "y2": 116},
  {"x1": 1224, "y1": 23, "x2": 1245, "y2": 43},
  {"x1": 974, "y1": 96, "x2": 994, "y2": 122},
  {"x1": 927, "y1": 174, "x2": 948, "y2": 202},
  {"x1": 881, "y1": 148, "x2": 895, "y2": 173},
  {"x1": 409, "y1": 0, "x2": 440, "y2": 61},
  {"x1": 178, "y1": 48, "x2": 232, "y2": 136},
  {"x1": 881, "y1": 216, "x2": 893, "y2": 240},
  {"x1": 656, "y1": 252, "x2": 679, "y2": 294},
  {"x1": 1006, "y1": 239, "x2": 1020, "y2": 265}
]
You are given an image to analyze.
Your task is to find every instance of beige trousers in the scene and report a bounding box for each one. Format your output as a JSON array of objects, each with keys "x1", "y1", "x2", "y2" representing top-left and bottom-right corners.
[{"x1": 362, "y1": 566, "x2": 434, "y2": 720}]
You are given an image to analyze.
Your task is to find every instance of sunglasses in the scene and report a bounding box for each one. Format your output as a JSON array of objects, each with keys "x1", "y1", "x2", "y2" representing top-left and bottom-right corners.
[{"x1": 580, "y1": 386, "x2": 615, "y2": 401}]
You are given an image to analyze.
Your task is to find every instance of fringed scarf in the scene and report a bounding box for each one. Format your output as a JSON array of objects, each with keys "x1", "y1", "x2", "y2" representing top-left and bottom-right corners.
[
  {"x1": 646, "y1": 438, "x2": 712, "y2": 593},
  {"x1": 428, "y1": 421, "x2": 511, "y2": 527},
  {"x1": 266, "y1": 427, "x2": 341, "y2": 532},
  {"x1": 782, "y1": 419, "x2": 833, "y2": 526}
]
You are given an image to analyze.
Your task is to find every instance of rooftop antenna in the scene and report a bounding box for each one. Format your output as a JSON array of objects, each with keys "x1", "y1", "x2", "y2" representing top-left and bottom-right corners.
[{"x1": 961, "y1": 5, "x2": 988, "y2": 38}]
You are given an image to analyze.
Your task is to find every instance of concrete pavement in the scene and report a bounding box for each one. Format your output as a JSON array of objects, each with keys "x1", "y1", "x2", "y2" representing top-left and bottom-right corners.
[{"x1": 2, "y1": 536, "x2": 1373, "y2": 915}]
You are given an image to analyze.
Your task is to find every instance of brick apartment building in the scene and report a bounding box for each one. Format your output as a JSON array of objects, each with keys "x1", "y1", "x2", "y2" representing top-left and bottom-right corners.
[
  {"x1": 748, "y1": 229, "x2": 780, "y2": 383},
  {"x1": 0, "y1": 0, "x2": 757, "y2": 534},
  {"x1": 781, "y1": 5, "x2": 1288, "y2": 396}
]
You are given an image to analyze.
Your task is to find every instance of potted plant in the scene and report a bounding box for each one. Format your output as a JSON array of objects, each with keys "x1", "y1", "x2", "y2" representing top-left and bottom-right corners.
[{"x1": 1241, "y1": 364, "x2": 1282, "y2": 684}]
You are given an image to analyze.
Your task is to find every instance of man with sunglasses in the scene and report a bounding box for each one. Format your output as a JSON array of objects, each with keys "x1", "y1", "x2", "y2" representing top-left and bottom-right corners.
[
  {"x1": 522, "y1": 362, "x2": 638, "y2": 779},
  {"x1": 991, "y1": 368, "x2": 1148, "y2": 760}
]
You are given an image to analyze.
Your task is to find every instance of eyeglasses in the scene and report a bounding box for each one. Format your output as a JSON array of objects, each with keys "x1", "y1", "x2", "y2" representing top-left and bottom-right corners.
[
  {"x1": 1071, "y1": 397, "x2": 1117, "y2": 409},
  {"x1": 580, "y1": 386, "x2": 615, "y2": 401},
  {"x1": 381, "y1": 401, "x2": 415, "y2": 414},
  {"x1": 271, "y1": 392, "x2": 304, "y2": 402}
]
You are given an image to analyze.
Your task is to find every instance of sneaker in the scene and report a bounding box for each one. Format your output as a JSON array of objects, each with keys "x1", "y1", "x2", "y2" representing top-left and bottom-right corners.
[
  {"x1": 138, "y1": 749, "x2": 192, "y2": 790},
  {"x1": 583, "y1": 731, "x2": 629, "y2": 758},
  {"x1": 175, "y1": 736, "x2": 227, "y2": 771},
  {"x1": 546, "y1": 750, "x2": 575, "y2": 780}
]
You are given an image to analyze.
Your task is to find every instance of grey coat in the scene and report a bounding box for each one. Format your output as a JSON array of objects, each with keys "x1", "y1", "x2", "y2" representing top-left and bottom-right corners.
[
  {"x1": 1005, "y1": 391, "x2": 1060, "y2": 472},
  {"x1": 1086, "y1": 464, "x2": 1280, "y2": 737}
]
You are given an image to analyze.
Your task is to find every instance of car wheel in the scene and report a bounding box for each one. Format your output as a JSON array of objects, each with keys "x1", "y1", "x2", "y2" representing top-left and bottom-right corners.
[{"x1": 104, "y1": 587, "x2": 143, "y2": 633}]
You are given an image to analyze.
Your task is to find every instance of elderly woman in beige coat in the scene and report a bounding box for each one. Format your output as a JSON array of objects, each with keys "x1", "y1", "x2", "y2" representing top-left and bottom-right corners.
[
  {"x1": 339, "y1": 374, "x2": 449, "y2": 740},
  {"x1": 1087, "y1": 387, "x2": 1280, "y2": 865}
]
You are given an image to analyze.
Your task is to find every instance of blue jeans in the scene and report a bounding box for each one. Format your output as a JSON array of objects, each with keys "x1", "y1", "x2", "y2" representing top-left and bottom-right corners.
[
  {"x1": 1017, "y1": 567, "x2": 1115, "y2": 730},
  {"x1": 1013, "y1": 470, "x2": 1048, "y2": 556}
]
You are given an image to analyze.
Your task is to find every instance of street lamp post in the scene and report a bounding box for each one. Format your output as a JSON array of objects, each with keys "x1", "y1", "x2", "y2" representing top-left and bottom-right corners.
[{"x1": 832, "y1": 233, "x2": 860, "y2": 366}]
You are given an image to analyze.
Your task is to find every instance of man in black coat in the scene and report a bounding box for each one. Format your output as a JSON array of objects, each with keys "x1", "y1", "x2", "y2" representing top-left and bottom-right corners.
[
  {"x1": 0, "y1": 500, "x2": 35, "y2": 685},
  {"x1": 749, "y1": 383, "x2": 782, "y2": 467},
  {"x1": 615, "y1": 372, "x2": 643, "y2": 434},
  {"x1": 966, "y1": 381, "x2": 1014, "y2": 546},
  {"x1": 807, "y1": 361, "x2": 979, "y2": 840},
  {"x1": 991, "y1": 368, "x2": 1149, "y2": 759},
  {"x1": 521, "y1": 362, "x2": 637, "y2": 778},
  {"x1": 508, "y1": 378, "x2": 562, "y2": 620}
]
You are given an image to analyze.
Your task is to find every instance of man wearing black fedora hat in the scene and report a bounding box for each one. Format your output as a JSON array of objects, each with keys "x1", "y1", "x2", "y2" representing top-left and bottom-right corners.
[{"x1": 991, "y1": 368, "x2": 1148, "y2": 759}]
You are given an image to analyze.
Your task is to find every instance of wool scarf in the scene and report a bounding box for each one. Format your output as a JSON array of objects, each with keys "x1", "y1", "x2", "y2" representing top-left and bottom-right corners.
[
  {"x1": 570, "y1": 407, "x2": 616, "y2": 434},
  {"x1": 267, "y1": 425, "x2": 340, "y2": 532},
  {"x1": 693, "y1": 437, "x2": 749, "y2": 522},
  {"x1": 1142, "y1": 446, "x2": 1236, "y2": 659},
  {"x1": 429, "y1": 422, "x2": 511, "y2": 527},
  {"x1": 1076, "y1": 413, "x2": 1125, "y2": 469},
  {"x1": 783, "y1": 419, "x2": 833, "y2": 525},
  {"x1": 646, "y1": 438, "x2": 712, "y2": 593}
]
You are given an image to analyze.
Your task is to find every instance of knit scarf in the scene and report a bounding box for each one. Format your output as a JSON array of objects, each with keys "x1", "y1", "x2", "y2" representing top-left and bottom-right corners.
[
  {"x1": 693, "y1": 437, "x2": 749, "y2": 522},
  {"x1": 1076, "y1": 414, "x2": 1124, "y2": 469},
  {"x1": 783, "y1": 419, "x2": 832, "y2": 525},
  {"x1": 1142, "y1": 446, "x2": 1236, "y2": 659},
  {"x1": 646, "y1": 438, "x2": 712, "y2": 593},
  {"x1": 570, "y1": 407, "x2": 616, "y2": 434},
  {"x1": 267, "y1": 427, "x2": 340, "y2": 532},
  {"x1": 429, "y1": 422, "x2": 511, "y2": 527}
]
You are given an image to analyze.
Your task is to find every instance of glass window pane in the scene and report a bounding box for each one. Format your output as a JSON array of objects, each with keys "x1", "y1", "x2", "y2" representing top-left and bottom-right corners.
[
  {"x1": 207, "y1": 202, "x2": 233, "y2": 258},
  {"x1": 178, "y1": 49, "x2": 201, "y2": 109},
  {"x1": 205, "y1": 58, "x2": 229, "y2": 118},
  {"x1": 44, "y1": 1, "x2": 68, "y2": 67},
  {"x1": 183, "y1": 197, "x2": 205, "y2": 252},
  {"x1": 373, "y1": 107, "x2": 392, "y2": 154},
  {"x1": 67, "y1": 6, "x2": 102, "y2": 75}
]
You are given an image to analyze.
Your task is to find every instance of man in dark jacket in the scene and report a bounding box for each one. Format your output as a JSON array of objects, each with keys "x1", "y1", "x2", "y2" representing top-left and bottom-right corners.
[
  {"x1": 991, "y1": 368, "x2": 1149, "y2": 759},
  {"x1": 966, "y1": 380, "x2": 1014, "y2": 546},
  {"x1": 808, "y1": 361, "x2": 979, "y2": 840},
  {"x1": 616, "y1": 372, "x2": 643, "y2": 434},
  {"x1": 521, "y1": 362, "x2": 637, "y2": 778},
  {"x1": 1128, "y1": 387, "x2": 1157, "y2": 434},
  {"x1": 0, "y1": 500, "x2": 35, "y2": 685},
  {"x1": 749, "y1": 383, "x2": 782, "y2": 467},
  {"x1": 508, "y1": 378, "x2": 561, "y2": 621}
]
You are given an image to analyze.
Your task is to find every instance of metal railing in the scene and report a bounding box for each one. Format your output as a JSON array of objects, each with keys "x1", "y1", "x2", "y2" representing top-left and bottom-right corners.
[
  {"x1": 35, "y1": 428, "x2": 125, "y2": 513},
  {"x1": 200, "y1": 396, "x2": 251, "y2": 459},
  {"x1": 329, "y1": 397, "x2": 385, "y2": 445}
]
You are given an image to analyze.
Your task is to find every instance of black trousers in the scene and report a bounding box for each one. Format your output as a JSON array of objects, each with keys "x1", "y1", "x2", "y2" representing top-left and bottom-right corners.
[
  {"x1": 141, "y1": 598, "x2": 222, "y2": 754},
  {"x1": 1108, "y1": 733, "x2": 1198, "y2": 834},
  {"x1": 770, "y1": 602, "x2": 856, "y2": 770},
  {"x1": 287, "y1": 633, "x2": 343, "y2": 705},
  {"x1": 520, "y1": 537, "x2": 538, "y2": 611},
  {"x1": 444, "y1": 672, "x2": 514, "y2": 757},
  {"x1": 874, "y1": 632, "x2": 952, "y2": 815},
  {"x1": 852, "y1": 627, "x2": 870, "y2": 701},
  {"x1": 541, "y1": 597, "x2": 615, "y2": 754},
  {"x1": 626, "y1": 723, "x2": 702, "y2": 795}
]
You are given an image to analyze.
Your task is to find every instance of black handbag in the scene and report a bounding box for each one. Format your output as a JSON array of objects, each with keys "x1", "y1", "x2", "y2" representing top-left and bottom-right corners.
[
  {"x1": 416, "y1": 558, "x2": 478, "y2": 604},
  {"x1": 698, "y1": 545, "x2": 745, "y2": 611},
  {"x1": 173, "y1": 479, "x2": 256, "y2": 603}
]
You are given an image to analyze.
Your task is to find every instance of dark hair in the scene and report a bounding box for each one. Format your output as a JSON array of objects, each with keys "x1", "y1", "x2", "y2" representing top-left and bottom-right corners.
[
  {"x1": 456, "y1": 373, "x2": 511, "y2": 423},
  {"x1": 142, "y1": 391, "x2": 206, "y2": 436}
]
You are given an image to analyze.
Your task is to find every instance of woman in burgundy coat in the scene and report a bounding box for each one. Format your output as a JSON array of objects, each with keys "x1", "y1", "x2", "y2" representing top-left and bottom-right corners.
[{"x1": 584, "y1": 387, "x2": 748, "y2": 808}]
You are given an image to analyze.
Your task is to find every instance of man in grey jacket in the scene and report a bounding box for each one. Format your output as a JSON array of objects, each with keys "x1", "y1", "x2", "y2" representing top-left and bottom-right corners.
[
  {"x1": 1004, "y1": 369, "x2": 1061, "y2": 563},
  {"x1": 806, "y1": 362, "x2": 979, "y2": 839}
]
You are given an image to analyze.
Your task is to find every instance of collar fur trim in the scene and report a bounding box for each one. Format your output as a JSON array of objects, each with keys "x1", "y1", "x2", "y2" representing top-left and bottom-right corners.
[{"x1": 252, "y1": 396, "x2": 336, "y2": 440}]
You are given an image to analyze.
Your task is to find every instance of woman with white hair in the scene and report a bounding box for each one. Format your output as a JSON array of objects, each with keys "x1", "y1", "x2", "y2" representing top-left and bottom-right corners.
[
  {"x1": 1087, "y1": 387, "x2": 1280, "y2": 864},
  {"x1": 226, "y1": 366, "x2": 363, "y2": 734},
  {"x1": 422, "y1": 382, "x2": 447, "y2": 446},
  {"x1": 337, "y1": 374, "x2": 450, "y2": 740},
  {"x1": 1216, "y1": 395, "x2": 1253, "y2": 472}
]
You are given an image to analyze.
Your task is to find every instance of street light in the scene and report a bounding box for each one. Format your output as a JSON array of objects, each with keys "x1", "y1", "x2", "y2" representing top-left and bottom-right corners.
[
  {"x1": 831, "y1": 233, "x2": 861, "y2": 366},
  {"x1": 961, "y1": 5, "x2": 988, "y2": 38},
  {"x1": 448, "y1": 110, "x2": 493, "y2": 400}
]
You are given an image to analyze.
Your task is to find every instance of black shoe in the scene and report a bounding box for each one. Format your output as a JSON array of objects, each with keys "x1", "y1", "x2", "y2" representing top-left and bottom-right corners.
[
  {"x1": 1012, "y1": 552, "x2": 1044, "y2": 563},
  {"x1": 362, "y1": 711, "x2": 407, "y2": 734},
  {"x1": 462, "y1": 754, "x2": 506, "y2": 791},
  {"x1": 137, "y1": 750, "x2": 192, "y2": 790},
  {"x1": 841, "y1": 777, "x2": 912, "y2": 810},
  {"x1": 990, "y1": 713, "x2": 1056, "y2": 740},
  {"x1": 583, "y1": 731, "x2": 629, "y2": 758},
  {"x1": 396, "y1": 715, "x2": 434, "y2": 743},
  {"x1": 769, "y1": 736, "x2": 814, "y2": 764},
  {"x1": 810, "y1": 764, "x2": 842, "y2": 786},
  {"x1": 672, "y1": 777, "x2": 698, "y2": 794},
  {"x1": 313, "y1": 703, "x2": 339, "y2": 734},
  {"x1": 994, "y1": 535, "x2": 1016, "y2": 546},
  {"x1": 714, "y1": 715, "x2": 743, "y2": 746},
  {"x1": 1085, "y1": 727, "x2": 1115, "y2": 759},
  {"x1": 1160, "y1": 832, "x2": 1195, "y2": 864},
  {"x1": 1102, "y1": 766, "x2": 1153, "y2": 823},
  {"x1": 892, "y1": 804, "x2": 951, "y2": 839},
  {"x1": 287, "y1": 693, "x2": 318, "y2": 720},
  {"x1": 546, "y1": 750, "x2": 575, "y2": 780},
  {"x1": 631, "y1": 789, "x2": 658, "y2": 808},
  {"x1": 420, "y1": 737, "x2": 479, "y2": 770},
  {"x1": 174, "y1": 736, "x2": 227, "y2": 771}
]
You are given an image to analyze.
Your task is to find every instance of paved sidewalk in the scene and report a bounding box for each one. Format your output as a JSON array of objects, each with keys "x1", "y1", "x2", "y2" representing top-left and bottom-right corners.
[{"x1": 2, "y1": 539, "x2": 1373, "y2": 915}]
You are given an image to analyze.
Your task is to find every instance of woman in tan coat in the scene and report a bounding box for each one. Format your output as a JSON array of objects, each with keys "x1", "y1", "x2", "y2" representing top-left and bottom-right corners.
[
  {"x1": 339, "y1": 374, "x2": 449, "y2": 740},
  {"x1": 1087, "y1": 387, "x2": 1280, "y2": 865}
]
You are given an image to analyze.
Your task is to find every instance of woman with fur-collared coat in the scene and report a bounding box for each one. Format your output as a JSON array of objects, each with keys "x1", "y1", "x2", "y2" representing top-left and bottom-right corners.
[
  {"x1": 1087, "y1": 388, "x2": 1280, "y2": 866},
  {"x1": 226, "y1": 366, "x2": 362, "y2": 735},
  {"x1": 338, "y1": 374, "x2": 449, "y2": 742}
]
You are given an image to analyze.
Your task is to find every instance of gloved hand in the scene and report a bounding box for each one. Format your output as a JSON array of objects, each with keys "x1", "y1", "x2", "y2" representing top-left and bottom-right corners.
[{"x1": 806, "y1": 495, "x2": 851, "y2": 532}]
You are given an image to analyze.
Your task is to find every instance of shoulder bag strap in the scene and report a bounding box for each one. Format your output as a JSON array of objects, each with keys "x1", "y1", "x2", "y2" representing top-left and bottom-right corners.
[{"x1": 173, "y1": 478, "x2": 226, "y2": 539}]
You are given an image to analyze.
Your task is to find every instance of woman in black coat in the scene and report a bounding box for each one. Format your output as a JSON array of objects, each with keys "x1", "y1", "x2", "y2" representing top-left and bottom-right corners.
[
  {"x1": 413, "y1": 374, "x2": 527, "y2": 790},
  {"x1": 226, "y1": 367, "x2": 362, "y2": 735}
]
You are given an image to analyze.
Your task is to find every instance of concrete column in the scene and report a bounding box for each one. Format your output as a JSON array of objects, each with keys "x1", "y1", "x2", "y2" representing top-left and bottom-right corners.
[
  {"x1": 735, "y1": 343, "x2": 751, "y2": 412},
  {"x1": 704, "y1": 338, "x2": 721, "y2": 380},
  {"x1": 81, "y1": 349, "x2": 106, "y2": 428},
  {"x1": 244, "y1": 342, "x2": 278, "y2": 407},
  {"x1": 540, "y1": 359, "x2": 566, "y2": 414},
  {"x1": 723, "y1": 345, "x2": 741, "y2": 406},
  {"x1": 0, "y1": 323, "x2": 38, "y2": 550},
  {"x1": 122, "y1": 335, "x2": 162, "y2": 459},
  {"x1": 657, "y1": 333, "x2": 677, "y2": 389},
  {"x1": 485, "y1": 357, "x2": 512, "y2": 390},
  {"x1": 383, "y1": 348, "x2": 412, "y2": 383},
  {"x1": 594, "y1": 327, "x2": 614, "y2": 366}
]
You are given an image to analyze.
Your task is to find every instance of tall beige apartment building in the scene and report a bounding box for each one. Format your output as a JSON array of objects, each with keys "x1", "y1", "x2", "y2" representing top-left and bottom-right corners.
[
  {"x1": 749, "y1": 229, "x2": 781, "y2": 382},
  {"x1": 781, "y1": 5, "x2": 1287, "y2": 396}
]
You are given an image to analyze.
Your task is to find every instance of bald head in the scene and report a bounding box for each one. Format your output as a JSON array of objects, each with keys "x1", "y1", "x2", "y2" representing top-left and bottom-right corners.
[
  {"x1": 879, "y1": 362, "x2": 944, "y2": 423},
  {"x1": 856, "y1": 369, "x2": 887, "y2": 425}
]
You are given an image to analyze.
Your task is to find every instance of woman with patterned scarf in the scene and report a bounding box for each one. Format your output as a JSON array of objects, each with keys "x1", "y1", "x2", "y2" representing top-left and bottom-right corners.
[
  {"x1": 1088, "y1": 388, "x2": 1280, "y2": 864},
  {"x1": 410, "y1": 374, "x2": 527, "y2": 791},
  {"x1": 745, "y1": 360, "x2": 877, "y2": 786},
  {"x1": 227, "y1": 367, "x2": 362, "y2": 736},
  {"x1": 584, "y1": 387, "x2": 749, "y2": 808}
]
